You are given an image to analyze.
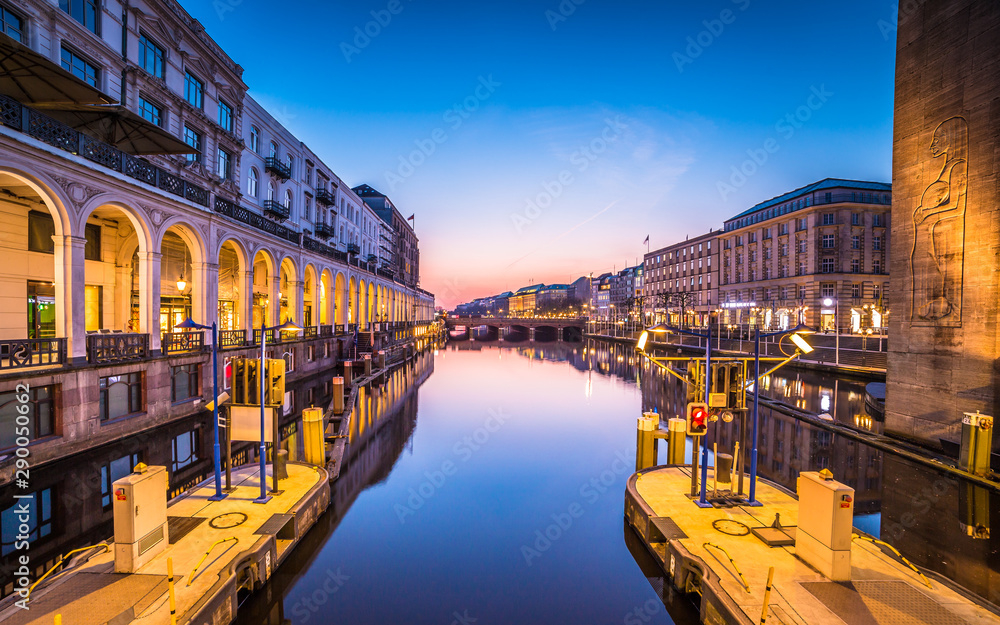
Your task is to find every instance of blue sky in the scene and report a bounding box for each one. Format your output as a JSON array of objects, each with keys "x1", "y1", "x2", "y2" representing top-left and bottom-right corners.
[{"x1": 186, "y1": 0, "x2": 898, "y2": 307}]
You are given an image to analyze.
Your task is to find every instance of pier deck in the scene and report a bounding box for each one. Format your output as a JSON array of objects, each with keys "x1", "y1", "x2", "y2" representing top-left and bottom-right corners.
[
  {"x1": 626, "y1": 466, "x2": 999, "y2": 625},
  {"x1": 2, "y1": 463, "x2": 329, "y2": 625}
]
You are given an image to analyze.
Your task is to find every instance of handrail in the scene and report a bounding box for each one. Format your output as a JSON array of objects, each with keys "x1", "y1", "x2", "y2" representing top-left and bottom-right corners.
[
  {"x1": 852, "y1": 534, "x2": 932, "y2": 589},
  {"x1": 28, "y1": 543, "x2": 110, "y2": 600},
  {"x1": 187, "y1": 536, "x2": 239, "y2": 586},
  {"x1": 703, "y1": 542, "x2": 750, "y2": 593}
]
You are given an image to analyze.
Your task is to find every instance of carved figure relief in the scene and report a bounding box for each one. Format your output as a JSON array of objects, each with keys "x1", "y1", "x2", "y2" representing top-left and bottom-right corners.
[{"x1": 910, "y1": 116, "x2": 968, "y2": 325}]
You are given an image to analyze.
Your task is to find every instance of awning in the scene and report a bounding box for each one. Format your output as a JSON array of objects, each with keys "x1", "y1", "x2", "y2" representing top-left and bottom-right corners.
[
  {"x1": 32, "y1": 103, "x2": 197, "y2": 155},
  {"x1": 0, "y1": 34, "x2": 116, "y2": 106}
]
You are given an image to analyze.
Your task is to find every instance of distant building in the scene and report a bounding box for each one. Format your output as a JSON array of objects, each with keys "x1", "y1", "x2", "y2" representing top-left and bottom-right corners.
[
  {"x1": 609, "y1": 266, "x2": 643, "y2": 319},
  {"x1": 593, "y1": 274, "x2": 613, "y2": 319},
  {"x1": 353, "y1": 184, "x2": 420, "y2": 288},
  {"x1": 643, "y1": 231, "x2": 720, "y2": 327},
  {"x1": 537, "y1": 284, "x2": 572, "y2": 313},
  {"x1": 571, "y1": 276, "x2": 592, "y2": 314},
  {"x1": 509, "y1": 284, "x2": 545, "y2": 317},
  {"x1": 718, "y1": 179, "x2": 891, "y2": 332}
]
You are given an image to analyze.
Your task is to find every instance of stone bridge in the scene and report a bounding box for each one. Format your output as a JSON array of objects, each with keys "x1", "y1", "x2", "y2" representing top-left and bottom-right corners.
[{"x1": 444, "y1": 316, "x2": 587, "y2": 342}]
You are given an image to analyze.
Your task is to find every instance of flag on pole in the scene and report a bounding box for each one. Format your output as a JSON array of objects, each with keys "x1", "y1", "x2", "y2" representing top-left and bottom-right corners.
[
  {"x1": 407, "y1": 214, "x2": 415, "y2": 221},
  {"x1": 643, "y1": 235, "x2": 649, "y2": 245}
]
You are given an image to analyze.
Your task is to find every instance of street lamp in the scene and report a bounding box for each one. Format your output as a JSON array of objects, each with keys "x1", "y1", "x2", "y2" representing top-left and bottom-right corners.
[
  {"x1": 823, "y1": 296, "x2": 839, "y2": 365},
  {"x1": 175, "y1": 317, "x2": 226, "y2": 501},
  {"x1": 254, "y1": 317, "x2": 302, "y2": 503}
]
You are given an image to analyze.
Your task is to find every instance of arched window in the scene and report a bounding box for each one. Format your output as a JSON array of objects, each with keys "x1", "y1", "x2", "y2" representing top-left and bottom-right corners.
[
  {"x1": 284, "y1": 190, "x2": 292, "y2": 209},
  {"x1": 267, "y1": 182, "x2": 275, "y2": 202},
  {"x1": 250, "y1": 125, "x2": 260, "y2": 153},
  {"x1": 248, "y1": 168, "x2": 259, "y2": 198},
  {"x1": 269, "y1": 141, "x2": 278, "y2": 158}
]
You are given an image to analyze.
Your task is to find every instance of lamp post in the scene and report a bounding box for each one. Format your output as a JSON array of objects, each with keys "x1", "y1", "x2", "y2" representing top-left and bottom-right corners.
[
  {"x1": 748, "y1": 324, "x2": 813, "y2": 505},
  {"x1": 254, "y1": 318, "x2": 302, "y2": 504},
  {"x1": 175, "y1": 317, "x2": 226, "y2": 501},
  {"x1": 823, "y1": 297, "x2": 838, "y2": 365}
]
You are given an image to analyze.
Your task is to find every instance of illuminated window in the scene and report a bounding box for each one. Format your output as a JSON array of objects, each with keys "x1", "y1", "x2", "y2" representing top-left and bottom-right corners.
[{"x1": 85, "y1": 285, "x2": 102, "y2": 331}]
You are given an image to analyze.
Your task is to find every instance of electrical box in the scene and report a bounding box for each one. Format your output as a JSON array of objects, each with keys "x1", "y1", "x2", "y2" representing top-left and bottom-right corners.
[
  {"x1": 113, "y1": 465, "x2": 168, "y2": 573},
  {"x1": 959, "y1": 412, "x2": 993, "y2": 477},
  {"x1": 796, "y1": 471, "x2": 854, "y2": 581}
]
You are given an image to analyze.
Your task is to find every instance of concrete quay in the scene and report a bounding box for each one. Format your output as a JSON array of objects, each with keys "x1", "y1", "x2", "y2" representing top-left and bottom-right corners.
[
  {"x1": 625, "y1": 465, "x2": 1000, "y2": 625},
  {"x1": 0, "y1": 463, "x2": 330, "y2": 625}
]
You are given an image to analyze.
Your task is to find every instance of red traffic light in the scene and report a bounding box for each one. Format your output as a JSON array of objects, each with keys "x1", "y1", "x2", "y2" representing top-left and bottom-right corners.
[{"x1": 686, "y1": 402, "x2": 709, "y2": 436}]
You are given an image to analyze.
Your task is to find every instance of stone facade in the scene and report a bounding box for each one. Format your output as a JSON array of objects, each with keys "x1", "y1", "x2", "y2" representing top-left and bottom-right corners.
[{"x1": 886, "y1": 0, "x2": 1000, "y2": 449}]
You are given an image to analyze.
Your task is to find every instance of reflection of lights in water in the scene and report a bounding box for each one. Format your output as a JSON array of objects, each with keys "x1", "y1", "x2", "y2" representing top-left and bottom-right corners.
[
  {"x1": 854, "y1": 414, "x2": 873, "y2": 430},
  {"x1": 820, "y1": 393, "x2": 832, "y2": 412}
]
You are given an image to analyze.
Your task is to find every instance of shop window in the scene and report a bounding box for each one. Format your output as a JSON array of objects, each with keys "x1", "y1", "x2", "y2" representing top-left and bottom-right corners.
[{"x1": 99, "y1": 373, "x2": 144, "y2": 421}]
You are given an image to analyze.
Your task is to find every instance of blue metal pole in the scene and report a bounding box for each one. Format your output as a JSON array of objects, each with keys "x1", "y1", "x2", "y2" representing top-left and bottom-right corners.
[
  {"x1": 748, "y1": 328, "x2": 762, "y2": 506},
  {"x1": 208, "y1": 322, "x2": 226, "y2": 501},
  {"x1": 697, "y1": 317, "x2": 712, "y2": 507},
  {"x1": 255, "y1": 321, "x2": 270, "y2": 503}
]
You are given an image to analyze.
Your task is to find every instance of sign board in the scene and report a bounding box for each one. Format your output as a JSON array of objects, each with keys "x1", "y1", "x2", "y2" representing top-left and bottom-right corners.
[
  {"x1": 708, "y1": 393, "x2": 728, "y2": 408},
  {"x1": 230, "y1": 405, "x2": 275, "y2": 443}
]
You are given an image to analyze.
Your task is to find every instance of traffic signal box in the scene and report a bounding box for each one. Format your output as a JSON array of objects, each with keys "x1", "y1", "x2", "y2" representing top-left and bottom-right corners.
[
  {"x1": 710, "y1": 362, "x2": 744, "y2": 409},
  {"x1": 231, "y1": 358, "x2": 285, "y2": 407},
  {"x1": 686, "y1": 402, "x2": 709, "y2": 436}
]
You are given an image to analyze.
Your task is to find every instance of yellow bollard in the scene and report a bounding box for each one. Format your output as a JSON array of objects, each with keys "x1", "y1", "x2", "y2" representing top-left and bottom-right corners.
[
  {"x1": 168, "y1": 557, "x2": 177, "y2": 625},
  {"x1": 54, "y1": 616, "x2": 61, "y2": 625},
  {"x1": 302, "y1": 407, "x2": 326, "y2": 467},
  {"x1": 760, "y1": 566, "x2": 774, "y2": 624}
]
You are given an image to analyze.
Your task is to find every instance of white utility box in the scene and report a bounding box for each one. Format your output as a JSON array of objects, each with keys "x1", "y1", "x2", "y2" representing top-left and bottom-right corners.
[
  {"x1": 796, "y1": 470, "x2": 854, "y2": 581},
  {"x1": 113, "y1": 465, "x2": 168, "y2": 573}
]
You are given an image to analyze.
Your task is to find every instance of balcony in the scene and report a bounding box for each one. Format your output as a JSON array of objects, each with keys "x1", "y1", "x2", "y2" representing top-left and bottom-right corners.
[
  {"x1": 316, "y1": 187, "x2": 336, "y2": 206},
  {"x1": 263, "y1": 200, "x2": 290, "y2": 220},
  {"x1": 265, "y1": 156, "x2": 292, "y2": 181},
  {"x1": 0, "y1": 338, "x2": 66, "y2": 371},
  {"x1": 219, "y1": 330, "x2": 247, "y2": 349},
  {"x1": 314, "y1": 222, "x2": 335, "y2": 239},
  {"x1": 347, "y1": 243, "x2": 360, "y2": 255},
  {"x1": 87, "y1": 333, "x2": 150, "y2": 365},
  {"x1": 215, "y1": 197, "x2": 300, "y2": 246}
]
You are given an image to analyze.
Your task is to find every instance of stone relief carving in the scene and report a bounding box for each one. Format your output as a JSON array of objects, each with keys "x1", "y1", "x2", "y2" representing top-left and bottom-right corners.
[
  {"x1": 910, "y1": 116, "x2": 968, "y2": 326},
  {"x1": 53, "y1": 176, "x2": 104, "y2": 209}
]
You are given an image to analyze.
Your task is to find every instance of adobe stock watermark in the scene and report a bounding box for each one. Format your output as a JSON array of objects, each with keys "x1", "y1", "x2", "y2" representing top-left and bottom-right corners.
[
  {"x1": 716, "y1": 84, "x2": 833, "y2": 201},
  {"x1": 673, "y1": 0, "x2": 751, "y2": 73},
  {"x1": 510, "y1": 115, "x2": 628, "y2": 234},
  {"x1": 545, "y1": 0, "x2": 587, "y2": 31},
  {"x1": 383, "y1": 75, "x2": 502, "y2": 192},
  {"x1": 624, "y1": 599, "x2": 661, "y2": 625},
  {"x1": 288, "y1": 568, "x2": 350, "y2": 622},
  {"x1": 876, "y1": 0, "x2": 929, "y2": 42},
  {"x1": 341, "y1": 0, "x2": 416, "y2": 63},
  {"x1": 213, "y1": 0, "x2": 242, "y2": 21},
  {"x1": 450, "y1": 610, "x2": 477, "y2": 625},
  {"x1": 393, "y1": 408, "x2": 510, "y2": 523},
  {"x1": 520, "y1": 451, "x2": 630, "y2": 567}
]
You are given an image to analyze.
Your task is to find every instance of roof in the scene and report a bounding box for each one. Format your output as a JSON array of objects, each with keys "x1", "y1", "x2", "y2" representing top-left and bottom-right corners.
[
  {"x1": 352, "y1": 184, "x2": 385, "y2": 198},
  {"x1": 727, "y1": 178, "x2": 891, "y2": 222},
  {"x1": 541, "y1": 284, "x2": 570, "y2": 291},
  {"x1": 515, "y1": 284, "x2": 545, "y2": 294},
  {"x1": 495, "y1": 291, "x2": 514, "y2": 298}
]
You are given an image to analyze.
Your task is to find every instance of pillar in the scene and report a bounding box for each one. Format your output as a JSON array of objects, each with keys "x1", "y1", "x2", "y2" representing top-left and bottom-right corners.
[
  {"x1": 288, "y1": 279, "x2": 304, "y2": 326},
  {"x1": 193, "y1": 262, "x2": 217, "y2": 343},
  {"x1": 529, "y1": 327, "x2": 536, "y2": 342},
  {"x1": 242, "y1": 270, "x2": 254, "y2": 334},
  {"x1": 269, "y1": 271, "x2": 280, "y2": 326},
  {"x1": 137, "y1": 251, "x2": 162, "y2": 354},
  {"x1": 53, "y1": 235, "x2": 87, "y2": 362}
]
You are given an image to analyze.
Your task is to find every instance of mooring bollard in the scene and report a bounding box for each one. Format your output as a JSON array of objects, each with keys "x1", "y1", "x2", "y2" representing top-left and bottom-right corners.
[
  {"x1": 377, "y1": 350, "x2": 386, "y2": 370},
  {"x1": 363, "y1": 353, "x2": 372, "y2": 375},
  {"x1": 343, "y1": 360, "x2": 354, "y2": 388},
  {"x1": 636, "y1": 414, "x2": 657, "y2": 472},
  {"x1": 667, "y1": 417, "x2": 687, "y2": 465},
  {"x1": 275, "y1": 449, "x2": 289, "y2": 480},
  {"x1": 331, "y1": 376, "x2": 345, "y2": 414},
  {"x1": 302, "y1": 407, "x2": 325, "y2": 467}
]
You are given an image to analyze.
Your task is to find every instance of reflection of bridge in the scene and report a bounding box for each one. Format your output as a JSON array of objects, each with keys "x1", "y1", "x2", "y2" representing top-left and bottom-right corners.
[{"x1": 444, "y1": 316, "x2": 586, "y2": 342}]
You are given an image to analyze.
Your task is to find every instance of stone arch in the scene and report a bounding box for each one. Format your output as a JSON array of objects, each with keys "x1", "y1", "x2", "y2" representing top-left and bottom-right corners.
[
  {"x1": 278, "y1": 256, "x2": 299, "y2": 325},
  {"x1": 303, "y1": 263, "x2": 319, "y2": 327},
  {"x1": 348, "y1": 275, "x2": 357, "y2": 327},
  {"x1": 358, "y1": 278, "x2": 368, "y2": 330},
  {"x1": 334, "y1": 271, "x2": 347, "y2": 326},
  {"x1": 217, "y1": 237, "x2": 248, "y2": 333},
  {"x1": 252, "y1": 247, "x2": 277, "y2": 328}
]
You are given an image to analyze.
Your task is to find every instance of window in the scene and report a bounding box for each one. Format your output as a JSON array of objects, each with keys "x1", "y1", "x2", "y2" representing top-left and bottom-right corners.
[
  {"x1": 284, "y1": 190, "x2": 292, "y2": 209},
  {"x1": 821, "y1": 258, "x2": 836, "y2": 273},
  {"x1": 873, "y1": 259, "x2": 882, "y2": 274},
  {"x1": 851, "y1": 212, "x2": 861, "y2": 226},
  {"x1": 248, "y1": 168, "x2": 259, "y2": 198},
  {"x1": 28, "y1": 210, "x2": 55, "y2": 254},
  {"x1": 852, "y1": 283, "x2": 861, "y2": 298},
  {"x1": 101, "y1": 453, "x2": 139, "y2": 509},
  {"x1": 1, "y1": 5, "x2": 25, "y2": 42},
  {"x1": 184, "y1": 71, "x2": 203, "y2": 108},
  {"x1": 780, "y1": 244, "x2": 788, "y2": 257},
  {"x1": 873, "y1": 284, "x2": 882, "y2": 302},
  {"x1": 851, "y1": 235, "x2": 861, "y2": 250},
  {"x1": 99, "y1": 372, "x2": 143, "y2": 422},
  {"x1": 171, "y1": 430, "x2": 199, "y2": 472},
  {"x1": 138, "y1": 33, "x2": 164, "y2": 78},
  {"x1": 249, "y1": 125, "x2": 260, "y2": 153},
  {"x1": 821, "y1": 234, "x2": 835, "y2": 248},
  {"x1": 873, "y1": 213, "x2": 884, "y2": 227},
  {"x1": 269, "y1": 141, "x2": 278, "y2": 158},
  {"x1": 873, "y1": 236, "x2": 882, "y2": 251},
  {"x1": 60, "y1": 47, "x2": 98, "y2": 87},
  {"x1": 778, "y1": 223, "x2": 788, "y2": 235},
  {"x1": 84, "y1": 284, "x2": 101, "y2": 331},
  {"x1": 851, "y1": 259, "x2": 860, "y2": 273},
  {"x1": 749, "y1": 232, "x2": 756, "y2": 243},
  {"x1": 304, "y1": 197, "x2": 312, "y2": 222},
  {"x1": 217, "y1": 149, "x2": 232, "y2": 180},
  {"x1": 218, "y1": 100, "x2": 233, "y2": 132},
  {"x1": 84, "y1": 223, "x2": 101, "y2": 260},
  {"x1": 2, "y1": 487, "x2": 53, "y2": 555},
  {"x1": 821, "y1": 283, "x2": 836, "y2": 298},
  {"x1": 171, "y1": 364, "x2": 199, "y2": 402},
  {"x1": 798, "y1": 240, "x2": 807, "y2": 254},
  {"x1": 137, "y1": 96, "x2": 162, "y2": 126},
  {"x1": 177, "y1": 128, "x2": 200, "y2": 167},
  {"x1": 0, "y1": 385, "x2": 55, "y2": 450},
  {"x1": 59, "y1": 0, "x2": 98, "y2": 34}
]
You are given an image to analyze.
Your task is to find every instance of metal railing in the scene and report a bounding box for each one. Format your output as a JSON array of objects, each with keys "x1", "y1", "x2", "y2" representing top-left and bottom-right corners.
[
  {"x1": 219, "y1": 329, "x2": 246, "y2": 349},
  {"x1": 86, "y1": 333, "x2": 150, "y2": 365},
  {"x1": 214, "y1": 197, "x2": 300, "y2": 246},
  {"x1": 0, "y1": 338, "x2": 66, "y2": 370},
  {"x1": 161, "y1": 331, "x2": 205, "y2": 354},
  {"x1": 264, "y1": 156, "x2": 292, "y2": 180},
  {"x1": 263, "y1": 200, "x2": 290, "y2": 220},
  {"x1": 316, "y1": 187, "x2": 336, "y2": 206},
  {"x1": 319, "y1": 324, "x2": 333, "y2": 336}
]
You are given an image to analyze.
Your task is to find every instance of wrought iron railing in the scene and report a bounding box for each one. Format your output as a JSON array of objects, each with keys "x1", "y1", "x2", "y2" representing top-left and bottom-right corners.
[
  {"x1": 219, "y1": 330, "x2": 247, "y2": 349},
  {"x1": 253, "y1": 328, "x2": 279, "y2": 345},
  {"x1": 335, "y1": 324, "x2": 346, "y2": 335},
  {"x1": 304, "y1": 326, "x2": 318, "y2": 338},
  {"x1": 302, "y1": 236, "x2": 348, "y2": 263},
  {"x1": 347, "y1": 243, "x2": 360, "y2": 255},
  {"x1": 87, "y1": 333, "x2": 150, "y2": 365},
  {"x1": 265, "y1": 156, "x2": 292, "y2": 181},
  {"x1": 313, "y1": 222, "x2": 335, "y2": 238},
  {"x1": 161, "y1": 331, "x2": 205, "y2": 354},
  {"x1": 0, "y1": 94, "x2": 210, "y2": 207},
  {"x1": 315, "y1": 187, "x2": 336, "y2": 206},
  {"x1": 0, "y1": 338, "x2": 66, "y2": 370},
  {"x1": 214, "y1": 197, "x2": 300, "y2": 246},
  {"x1": 319, "y1": 325, "x2": 333, "y2": 336},
  {"x1": 263, "y1": 200, "x2": 290, "y2": 220}
]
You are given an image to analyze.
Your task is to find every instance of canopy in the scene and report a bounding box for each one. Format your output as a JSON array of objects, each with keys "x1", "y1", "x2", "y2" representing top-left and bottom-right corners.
[
  {"x1": 0, "y1": 34, "x2": 116, "y2": 106},
  {"x1": 33, "y1": 103, "x2": 197, "y2": 155}
]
